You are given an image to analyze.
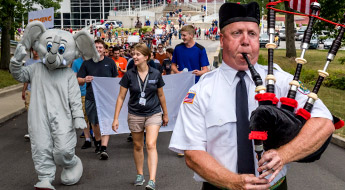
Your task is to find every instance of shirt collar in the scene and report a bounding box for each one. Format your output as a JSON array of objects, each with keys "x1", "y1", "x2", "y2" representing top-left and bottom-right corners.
[
  {"x1": 220, "y1": 60, "x2": 259, "y2": 86},
  {"x1": 132, "y1": 65, "x2": 154, "y2": 73}
]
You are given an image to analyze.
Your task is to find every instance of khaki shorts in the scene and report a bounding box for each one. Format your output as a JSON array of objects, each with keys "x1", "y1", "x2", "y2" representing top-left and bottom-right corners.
[
  {"x1": 25, "y1": 91, "x2": 30, "y2": 110},
  {"x1": 81, "y1": 96, "x2": 89, "y2": 124},
  {"x1": 127, "y1": 112, "x2": 162, "y2": 133}
]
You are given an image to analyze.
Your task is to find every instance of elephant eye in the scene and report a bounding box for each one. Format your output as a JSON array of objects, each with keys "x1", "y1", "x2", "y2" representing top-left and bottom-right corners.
[
  {"x1": 46, "y1": 42, "x2": 53, "y2": 52},
  {"x1": 58, "y1": 44, "x2": 66, "y2": 54}
]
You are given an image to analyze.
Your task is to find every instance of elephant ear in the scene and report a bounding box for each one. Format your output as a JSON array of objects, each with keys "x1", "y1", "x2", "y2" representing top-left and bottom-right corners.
[
  {"x1": 21, "y1": 21, "x2": 46, "y2": 51},
  {"x1": 74, "y1": 30, "x2": 100, "y2": 62}
]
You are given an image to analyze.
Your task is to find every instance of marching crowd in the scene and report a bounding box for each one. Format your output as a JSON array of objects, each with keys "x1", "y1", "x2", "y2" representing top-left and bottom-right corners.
[{"x1": 22, "y1": 24, "x2": 209, "y2": 190}]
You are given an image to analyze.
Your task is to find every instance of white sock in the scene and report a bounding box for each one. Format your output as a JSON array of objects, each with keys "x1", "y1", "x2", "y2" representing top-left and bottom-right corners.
[{"x1": 86, "y1": 138, "x2": 91, "y2": 142}]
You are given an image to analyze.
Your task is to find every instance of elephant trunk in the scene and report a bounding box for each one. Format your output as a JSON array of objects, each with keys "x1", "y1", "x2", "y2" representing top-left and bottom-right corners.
[{"x1": 47, "y1": 35, "x2": 61, "y2": 65}]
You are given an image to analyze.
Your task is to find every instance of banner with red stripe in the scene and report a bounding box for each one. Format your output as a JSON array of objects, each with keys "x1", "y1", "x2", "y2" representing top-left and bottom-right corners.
[{"x1": 289, "y1": 0, "x2": 318, "y2": 15}]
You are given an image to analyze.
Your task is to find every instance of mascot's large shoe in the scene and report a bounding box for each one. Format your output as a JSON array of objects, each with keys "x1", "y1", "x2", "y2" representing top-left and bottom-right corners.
[
  {"x1": 34, "y1": 180, "x2": 55, "y2": 190},
  {"x1": 61, "y1": 156, "x2": 83, "y2": 185}
]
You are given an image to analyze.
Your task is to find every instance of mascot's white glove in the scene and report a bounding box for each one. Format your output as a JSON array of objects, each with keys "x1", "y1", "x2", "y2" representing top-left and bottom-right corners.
[
  {"x1": 73, "y1": 117, "x2": 87, "y2": 129},
  {"x1": 13, "y1": 43, "x2": 27, "y2": 62}
]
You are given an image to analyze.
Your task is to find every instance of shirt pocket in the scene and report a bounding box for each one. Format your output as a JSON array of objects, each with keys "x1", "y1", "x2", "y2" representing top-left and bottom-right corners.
[{"x1": 205, "y1": 109, "x2": 237, "y2": 147}]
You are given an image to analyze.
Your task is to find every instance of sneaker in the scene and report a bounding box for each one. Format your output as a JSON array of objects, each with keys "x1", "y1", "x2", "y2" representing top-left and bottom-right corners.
[
  {"x1": 145, "y1": 180, "x2": 155, "y2": 190},
  {"x1": 81, "y1": 141, "x2": 91, "y2": 149},
  {"x1": 134, "y1": 174, "x2": 145, "y2": 186},
  {"x1": 24, "y1": 134, "x2": 30, "y2": 140},
  {"x1": 100, "y1": 150, "x2": 109, "y2": 160},
  {"x1": 79, "y1": 132, "x2": 85, "y2": 138}
]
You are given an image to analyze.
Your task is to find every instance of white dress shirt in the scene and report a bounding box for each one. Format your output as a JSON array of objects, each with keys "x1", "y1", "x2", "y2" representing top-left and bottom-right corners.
[{"x1": 169, "y1": 61, "x2": 332, "y2": 186}]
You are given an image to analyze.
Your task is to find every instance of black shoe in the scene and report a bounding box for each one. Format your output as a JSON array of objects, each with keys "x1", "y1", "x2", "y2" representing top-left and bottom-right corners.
[
  {"x1": 95, "y1": 146, "x2": 101, "y2": 154},
  {"x1": 94, "y1": 140, "x2": 101, "y2": 154},
  {"x1": 100, "y1": 150, "x2": 109, "y2": 160},
  {"x1": 81, "y1": 141, "x2": 91, "y2": 149}
]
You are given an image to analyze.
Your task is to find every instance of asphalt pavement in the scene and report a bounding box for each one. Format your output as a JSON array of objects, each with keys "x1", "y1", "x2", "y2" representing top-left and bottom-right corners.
[{"x1": 0, "y1": 112, "x2": 201, "y2": 190}]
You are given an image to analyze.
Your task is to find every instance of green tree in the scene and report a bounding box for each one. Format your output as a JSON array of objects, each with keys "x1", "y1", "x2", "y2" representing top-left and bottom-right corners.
[
  {"x1": 0, "y1": 0, "x2": 61, "y2": 70},
  {"x1": 284, "y1": 1, "x2": 296, "y2": 58},
  {"x1": 314, "y1": 0, "x2": 345, "y2": 36}
]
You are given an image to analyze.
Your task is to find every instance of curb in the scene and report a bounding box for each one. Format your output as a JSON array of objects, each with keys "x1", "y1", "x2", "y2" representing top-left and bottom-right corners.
[
  {"x1": 0, "y1": 107, "x2": 26, "y2": 124},
  {"x1": 0, "y1": 84, "x2": 22, "y2": 98},
  {"x1": 331, "y1": 134, "x2": 345, "y2": 149}
]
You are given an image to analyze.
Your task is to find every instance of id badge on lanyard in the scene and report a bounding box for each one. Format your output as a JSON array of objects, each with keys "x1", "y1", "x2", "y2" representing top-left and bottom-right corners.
[{"x1": 137, "y1": 73, "x2": 149, "y2": 106}]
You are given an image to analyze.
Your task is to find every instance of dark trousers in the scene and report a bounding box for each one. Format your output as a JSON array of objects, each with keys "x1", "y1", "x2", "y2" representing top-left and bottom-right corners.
[{"x1": 202, "y1": 177, "x2": 287, "y2": 190}]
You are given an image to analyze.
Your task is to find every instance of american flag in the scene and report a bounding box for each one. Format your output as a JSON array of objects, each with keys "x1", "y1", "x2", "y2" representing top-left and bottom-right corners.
[
  {"x1": 183, "y1": 92, "x2": 196, "y2": 104},
  {"x1": 289, "y1": 0, "x2": 318, "y2": 15}
]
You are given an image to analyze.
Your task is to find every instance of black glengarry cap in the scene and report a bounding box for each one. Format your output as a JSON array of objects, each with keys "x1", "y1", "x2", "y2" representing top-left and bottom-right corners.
[{"x1": 219, "y1": 2, "x2": 260, "y2": 30}]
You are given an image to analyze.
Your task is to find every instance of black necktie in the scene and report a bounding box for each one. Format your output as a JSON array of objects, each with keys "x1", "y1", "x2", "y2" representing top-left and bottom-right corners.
[{"x1": 236, "y1": 71, "x2": 255, "y2": 174}]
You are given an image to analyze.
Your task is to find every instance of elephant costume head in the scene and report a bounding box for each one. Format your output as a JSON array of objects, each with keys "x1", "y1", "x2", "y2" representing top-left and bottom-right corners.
[{"x1": 21, "y1": 21, "x2": 99, "y2": 70}]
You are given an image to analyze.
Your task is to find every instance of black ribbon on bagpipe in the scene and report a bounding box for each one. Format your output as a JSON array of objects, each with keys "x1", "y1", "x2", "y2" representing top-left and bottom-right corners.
[{"x1": 244, "y1": 0, "x2": 345, "y2": 166}]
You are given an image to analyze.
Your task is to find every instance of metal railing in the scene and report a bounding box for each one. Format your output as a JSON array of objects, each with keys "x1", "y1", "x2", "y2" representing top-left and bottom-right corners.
[{"x1": 109, "y1": 2, "x2": 166, "y2": 17}]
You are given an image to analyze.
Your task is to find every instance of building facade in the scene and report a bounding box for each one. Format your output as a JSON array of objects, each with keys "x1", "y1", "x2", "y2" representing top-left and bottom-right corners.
[{"x1": 55, "y1": 0, "x2": 162, "y2": 29}]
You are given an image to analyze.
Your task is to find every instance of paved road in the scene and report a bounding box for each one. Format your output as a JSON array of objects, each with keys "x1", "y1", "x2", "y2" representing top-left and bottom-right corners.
[
  {"x1": 1, "y1": 113, "x2": 345, "y2": 190},
  {"x1": 0, "y1": 113, "x2": 201, "y2": 190}
]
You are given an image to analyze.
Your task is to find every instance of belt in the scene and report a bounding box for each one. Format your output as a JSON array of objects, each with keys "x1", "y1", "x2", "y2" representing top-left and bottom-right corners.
[{"x1": 202, "y1": 176, "x2": 286, "y2": 190}]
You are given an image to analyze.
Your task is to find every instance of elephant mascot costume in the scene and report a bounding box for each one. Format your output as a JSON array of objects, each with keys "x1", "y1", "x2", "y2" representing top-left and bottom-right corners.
[{"x1": 10, "y1": 21, "x2": 99, "y2": 189}]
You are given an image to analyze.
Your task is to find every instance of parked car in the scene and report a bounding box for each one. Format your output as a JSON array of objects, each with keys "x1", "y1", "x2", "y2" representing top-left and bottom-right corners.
[
  {"x1": 117, "y1": 21, "x2": 123, "y2": 27},
  {"x1": 10, "y1": 40, "x2": 18, "y2": 46},
  {"x1": 295, "y1": 26, "x2": 307, "y2": 41},
  {"x1": 309, "y1": 34, "x2": 319, "y2": 49},
  {"x1": 96, "y1": 20, "x2": 120, "y2": 29},
  {"x1": 323, "y1": 38, "x2": 334, "y2": 49},
  {"x1": 319, "y1": 30, "x2": 331, "y2": 44},
  {"x1": 259, "y1": 33, "x2": 269, "y2": 48}
]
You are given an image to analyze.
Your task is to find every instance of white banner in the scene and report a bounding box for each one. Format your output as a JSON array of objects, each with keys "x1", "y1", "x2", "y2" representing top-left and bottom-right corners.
[
  {"x1": 28, "y1": 7, "x2": 54, "y2": 29},
  {"x1": 92, "y1": 72, "x2": 195, "y2": 135},
  {"x1": 155, "y1": 29, "x2": 163, "y2": 35},
  {"x1": 127, "y1": 35, "x2": 140, "y2": 43}
]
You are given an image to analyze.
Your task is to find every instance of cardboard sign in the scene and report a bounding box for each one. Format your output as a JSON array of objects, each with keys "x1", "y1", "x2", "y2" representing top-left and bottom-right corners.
[{"x1": 28, "y1": 7, "x2": 54, "y2": 29}]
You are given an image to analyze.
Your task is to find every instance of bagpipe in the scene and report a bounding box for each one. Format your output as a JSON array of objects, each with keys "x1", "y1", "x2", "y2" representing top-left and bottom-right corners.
[{"x1": 243, "y1": 0, "x2": 345, "y2": 165}]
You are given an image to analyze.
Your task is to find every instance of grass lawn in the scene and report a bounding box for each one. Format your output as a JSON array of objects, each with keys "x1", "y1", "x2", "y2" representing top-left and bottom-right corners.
[
  {"x1": 259, "y1": 49, "x2": 345, "y2": 137},
  {"x1": 317, "y1": 86, "x2": 345, "y2": 137},
  {"x1": 259, "y1": 49, "x2": 345, "y2": 77},
  {"x1": 0, "y1": 69, "x2": 19, "y2": 88}
]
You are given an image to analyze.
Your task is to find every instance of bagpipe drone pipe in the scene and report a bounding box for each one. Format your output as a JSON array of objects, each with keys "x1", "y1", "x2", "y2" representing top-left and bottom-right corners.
[{"x1": 244, "y1": 0, "x2": 345, "y2": 165}]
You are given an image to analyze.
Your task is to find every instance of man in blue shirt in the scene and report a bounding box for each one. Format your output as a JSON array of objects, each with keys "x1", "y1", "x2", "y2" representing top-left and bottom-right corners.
[
  {"x1": 72, "y1": 57, "x2": 92, "y2": 149},
  {"x1": 171, "y1": 25, "x2": 209, "y2": 83}
]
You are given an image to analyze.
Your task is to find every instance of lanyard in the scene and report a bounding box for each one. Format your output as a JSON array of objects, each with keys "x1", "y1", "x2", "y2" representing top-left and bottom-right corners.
[{"x1": 137, "y1": 72, "x2": 149, "y2": 98}]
